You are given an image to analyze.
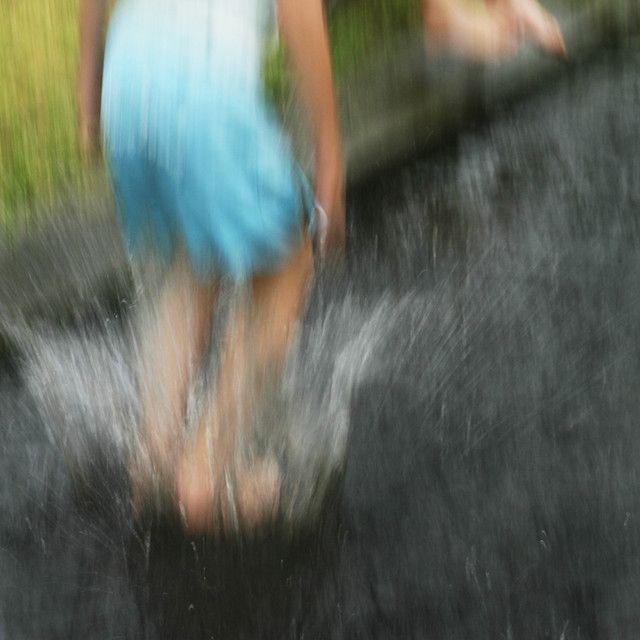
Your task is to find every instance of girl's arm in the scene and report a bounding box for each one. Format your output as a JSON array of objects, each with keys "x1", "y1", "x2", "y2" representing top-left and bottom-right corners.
[
  {"x1": 78, "y1": 0, "x2": 108, "y2": 157},
  {"x1": 277, "y1": 0, "x2": 345, "y2": 254}
]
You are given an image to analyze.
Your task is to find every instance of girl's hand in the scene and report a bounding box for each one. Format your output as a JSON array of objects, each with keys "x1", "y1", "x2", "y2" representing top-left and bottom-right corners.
[
  {"x1": 277, "y1": 0, "x2": 344, "y2": 255},
  {"x1": 314, "y1": 146, "x2": 345, "y2": 257}
]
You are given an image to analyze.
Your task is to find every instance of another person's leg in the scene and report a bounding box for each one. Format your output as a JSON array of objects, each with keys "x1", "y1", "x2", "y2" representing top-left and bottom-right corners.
[
  {"x1": 178, "y1": 235, "x2": 314, "y2": 534},
  {"x1": 422, "y1": 0, "x2": 565, "y2": 61},
  {"x1": 423, "y1": 0, "x2": 519, "y2": 61},
  {"x1": 131, "y1": 254, "x2": 217, "y2": 509}
]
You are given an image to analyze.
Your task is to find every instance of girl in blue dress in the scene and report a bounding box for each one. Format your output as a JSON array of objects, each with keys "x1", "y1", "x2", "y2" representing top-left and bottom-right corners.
[
  {"x1": 79, "y1": 0, "x2": 563, "y2": 535},
  {"x1": 80, "y1": 0, "x2": 343, "y2": 534}
]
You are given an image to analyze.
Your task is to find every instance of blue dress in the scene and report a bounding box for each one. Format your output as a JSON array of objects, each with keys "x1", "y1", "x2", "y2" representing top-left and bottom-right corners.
[{"x1": 101, "y1": 0, "x2": 312, "y2": 280}]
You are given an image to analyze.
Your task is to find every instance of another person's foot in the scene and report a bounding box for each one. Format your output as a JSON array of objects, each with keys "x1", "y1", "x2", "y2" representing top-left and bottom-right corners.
[
  {"x1": 424, "y1": 0, "x2": 520, "y2": 61},
  {"x1": 423, "y1": 0, "x2": 566, "y2": 62},
  {"x1": 503, "y1": 0, "x2": 566, "y2": 57}
]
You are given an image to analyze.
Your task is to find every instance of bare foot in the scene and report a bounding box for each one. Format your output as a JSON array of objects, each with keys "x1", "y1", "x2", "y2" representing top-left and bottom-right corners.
[
  {"x1": 177, "y1": 433, "x2": 281, "y2": 536},
  {"x1": 504, "y1": 0, "x2": 567, "y2": 58},
  {"x1": 176, "y1": 428, "x2": 217, "y2": 533},
  {"x1": 129, "y1": 427, "x2": 180, "y2": 518},
  {"x1": 424, "y1": 0, "x2": 520, "y2": 62},
  {"x1": 235, "y1": 457, "x2": 280, "y2": 527},
  {"x1": 424, "y1": 0, "x2": 566, "y2": 62}
]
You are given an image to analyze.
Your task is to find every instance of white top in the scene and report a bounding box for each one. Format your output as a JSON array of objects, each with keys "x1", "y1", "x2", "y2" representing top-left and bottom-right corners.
[{"x1": 109, "y1": 0, "x2": 275, "y2": 90}]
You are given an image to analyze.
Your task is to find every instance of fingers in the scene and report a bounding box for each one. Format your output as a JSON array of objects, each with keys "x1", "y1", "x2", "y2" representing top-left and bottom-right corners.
[
  {"x1": 314, "y1": 197, "x2": 345, "y2": 258},
  {"x1": 313, "y1": 174, "x2": 345, "y2": 258},
  {"x1": 313, "y1": 140, "x2": 345, "y2": 257},
  {"x1": 313, "y1": 200, "x2": 329, "y2": 256}
]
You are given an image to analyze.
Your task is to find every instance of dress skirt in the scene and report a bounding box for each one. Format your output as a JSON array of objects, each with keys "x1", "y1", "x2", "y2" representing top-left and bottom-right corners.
[{"x1": 101, "y1": 0, "x2": 312, "y2": 281}]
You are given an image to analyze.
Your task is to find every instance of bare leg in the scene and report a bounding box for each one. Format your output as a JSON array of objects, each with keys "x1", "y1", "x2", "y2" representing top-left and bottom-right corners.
[
  {"x1": 500, "y1": 0, "x2": 566, "y2": 57},
  {"x1": 177, "y1": 235, "x2": 314, "y2": 535},
  {"x1": 423, "y1": 0, "x2": 565, "y2": 61},
  {"x1": 423, "y1": 0, "x2": 519, "y2": 61},
  {"x1": 131, "y1": 254, "x2": 217, "y2": 511}
]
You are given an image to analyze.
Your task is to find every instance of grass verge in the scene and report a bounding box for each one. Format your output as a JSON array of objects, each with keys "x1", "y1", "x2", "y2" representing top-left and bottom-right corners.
[{"x1": 0, "y1": 0, "x2": 419, "y2": 238}]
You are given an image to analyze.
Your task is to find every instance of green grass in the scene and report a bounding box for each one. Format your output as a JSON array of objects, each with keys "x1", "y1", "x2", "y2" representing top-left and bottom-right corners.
[
  {"x1": 0, "y1": 0, "x2": 421, "y2": 236},
  {"x1": 0, "y1": 0, "x2": 623, "y2": 235},
  {"x1": 0, "y1": 0, "x2": 99, "y2": 234},
  {"x1": 265, "y1": 1, "x2": 420, "y2": 107}
]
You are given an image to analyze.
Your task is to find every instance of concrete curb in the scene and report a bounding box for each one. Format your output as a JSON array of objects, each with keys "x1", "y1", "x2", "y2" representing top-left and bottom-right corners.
[
  {"x1": 0, "y1": 2, "x2": 637, "y2": 333},
  {"x1": 342, "y1": 1, "x2": 638, "y2": 181},
  {"x1": 0, "y1": 192, "x2": 128, "y2": 338}
]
